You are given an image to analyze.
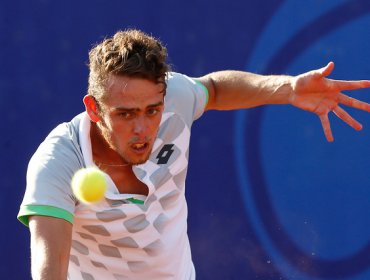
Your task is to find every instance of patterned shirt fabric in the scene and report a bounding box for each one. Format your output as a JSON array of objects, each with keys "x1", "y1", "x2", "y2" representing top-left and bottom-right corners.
[{"x1": 18, "y1": 72, "x2": 208, "y2": 280}]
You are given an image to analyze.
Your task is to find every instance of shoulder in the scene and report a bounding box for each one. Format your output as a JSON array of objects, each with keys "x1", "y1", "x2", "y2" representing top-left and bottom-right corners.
[
  {"x1": 164, "y1": 72, "x2": 208, "y2": 122},
  {"x1": 166, "y1": 72, "x2": 199, "y2": 92},
  {"x1": 40, "y1": 113, "x2": 83, "y2": 149},
  {"x1": 28, "y1": 113, "x2": 85, "y2": 178}
]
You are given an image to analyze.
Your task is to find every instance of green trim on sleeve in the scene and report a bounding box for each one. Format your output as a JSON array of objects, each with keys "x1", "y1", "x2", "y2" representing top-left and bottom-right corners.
[
  {"x1": 195, "y1": 80, "x2": 209, "y2": 105},
  {"x1": 17, "y1": 205, "x2": 74, "y2": 227},
  {"x1": 127, "y1": 198, "x2": 145, "y2": 205}
]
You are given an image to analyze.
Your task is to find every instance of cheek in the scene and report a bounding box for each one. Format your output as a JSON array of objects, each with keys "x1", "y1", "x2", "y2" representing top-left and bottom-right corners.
[
  {"x1": 111, "y1": 123, "x2": 130, "y2": 140},
  {"x1": 151, "y1": 115, "x2": 163, "y2": 133},
  {"x1": 101, "y1": 119, "x2": 129, "y2": 145}
]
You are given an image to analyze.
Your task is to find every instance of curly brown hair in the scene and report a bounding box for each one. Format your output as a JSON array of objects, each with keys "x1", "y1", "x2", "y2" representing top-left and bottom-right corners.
[{"x1": 88, "y1": 29, "x2": 170, "y2": 102}]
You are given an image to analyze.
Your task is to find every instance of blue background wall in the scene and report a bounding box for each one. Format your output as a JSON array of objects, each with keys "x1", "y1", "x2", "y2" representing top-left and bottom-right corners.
[{"x1": 2, "y1": 0, "x2": 370, "y2": 279}]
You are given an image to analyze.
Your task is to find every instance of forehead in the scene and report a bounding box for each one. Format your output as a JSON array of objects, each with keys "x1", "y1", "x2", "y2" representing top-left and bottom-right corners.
[{"x1": 104, "y1": 75, "x2": 164, "y2": 108}]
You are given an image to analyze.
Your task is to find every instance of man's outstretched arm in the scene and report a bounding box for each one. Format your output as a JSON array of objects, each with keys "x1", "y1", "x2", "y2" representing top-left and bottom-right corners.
[{"x1": 195, "y1": 62, "x2": 370, "y2": 142}]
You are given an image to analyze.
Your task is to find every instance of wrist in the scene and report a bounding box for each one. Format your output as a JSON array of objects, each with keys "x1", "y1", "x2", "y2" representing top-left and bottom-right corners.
[{"x1": 267, "y1": 75, "x2": 294, "y2": 105}]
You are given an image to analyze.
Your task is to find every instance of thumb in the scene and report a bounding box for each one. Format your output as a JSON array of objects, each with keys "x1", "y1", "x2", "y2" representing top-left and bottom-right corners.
[{"x1": 318, "y1": 61, "x2": 335, "y2": 78}]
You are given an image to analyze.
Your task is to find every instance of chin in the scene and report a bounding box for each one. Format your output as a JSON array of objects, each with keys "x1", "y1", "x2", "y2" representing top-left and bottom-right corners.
[
  {"x1": 125, "y1": 154, "x2": 151, "y2": 166},
  {"x1": 130, "y1": 160, "x2": 150, "y2": 166}
]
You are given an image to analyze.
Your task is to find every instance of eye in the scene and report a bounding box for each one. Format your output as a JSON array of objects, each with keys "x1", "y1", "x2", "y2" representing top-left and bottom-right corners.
[
  {"x1": 147, "y1": 108, "x2": 160, "y2": 116},
  {"x1": 119, "y1": 111, "x2": 134, "y2": 119}
]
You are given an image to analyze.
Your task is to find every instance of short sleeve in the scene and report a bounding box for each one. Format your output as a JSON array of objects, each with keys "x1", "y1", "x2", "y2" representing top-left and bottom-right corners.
[
  {"x1": 164, "y1": 72, "x2": 209, "y2": 126},
  {"x1": 17, "y1": 122, "x2": 84, "y2": 226}
]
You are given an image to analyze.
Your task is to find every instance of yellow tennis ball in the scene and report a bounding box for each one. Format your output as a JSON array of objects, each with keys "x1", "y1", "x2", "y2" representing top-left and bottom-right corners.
[{"x1": 71, "y1": 167, "x2": 107, "y2": 204}]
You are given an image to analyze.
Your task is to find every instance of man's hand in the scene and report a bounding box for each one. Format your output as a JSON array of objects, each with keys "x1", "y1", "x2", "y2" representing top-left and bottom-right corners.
[{"x1": 289, "y1": 62, "x2": 370, "y2": 142}]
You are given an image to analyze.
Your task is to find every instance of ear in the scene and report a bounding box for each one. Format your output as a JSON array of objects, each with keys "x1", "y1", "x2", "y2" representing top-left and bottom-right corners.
[{"x1": 83, "y1": 95, "x2": 101, "y2": 123}]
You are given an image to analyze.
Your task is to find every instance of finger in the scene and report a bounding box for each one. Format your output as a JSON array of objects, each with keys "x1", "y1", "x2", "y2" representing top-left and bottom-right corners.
[
  {"x1": 318, "y1": 61, "x2": 334, "y2": 77},
  {"x1": 338, "y1": 93, "x2": 370, "y2": 112},
  {"x1": 329, "y1": 79, "x2": 370, "y2": 91},
  {"x1": 332, "y1": 106, "x2": 362, "y2": 131},
  {"x1": 319, "y1": 114, "x2": 334, "y2": 142}
]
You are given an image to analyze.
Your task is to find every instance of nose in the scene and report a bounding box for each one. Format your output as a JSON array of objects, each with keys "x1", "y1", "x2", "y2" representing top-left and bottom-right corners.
[{"x1": 132, "y1": 116, "x2": 149, "y2": 136}]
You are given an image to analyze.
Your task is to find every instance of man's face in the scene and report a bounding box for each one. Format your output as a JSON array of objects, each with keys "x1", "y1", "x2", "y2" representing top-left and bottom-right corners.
[{"x1": 93, "y1": 75, "x2": 165, "y2": 165}]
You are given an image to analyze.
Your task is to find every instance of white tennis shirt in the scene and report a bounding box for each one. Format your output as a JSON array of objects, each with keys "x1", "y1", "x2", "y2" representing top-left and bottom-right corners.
[{"x1": 18, "y1": 72, "x2": 208, "y2": 280}]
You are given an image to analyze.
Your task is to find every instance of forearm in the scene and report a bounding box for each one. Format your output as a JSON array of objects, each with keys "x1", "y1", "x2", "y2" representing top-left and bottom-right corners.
[
  {"x1": 198, "y1": 70, "x2": 294, "y2": 111},
  {"x1": 31, "y1": 242, "x2": 70, "y2": 280},
  {"x1": 29, "y1": 216, "x2": 72, "y2": 280}
]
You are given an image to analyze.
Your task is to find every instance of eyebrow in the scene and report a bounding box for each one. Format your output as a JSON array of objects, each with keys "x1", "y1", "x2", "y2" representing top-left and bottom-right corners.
[{"x1": 113, "y1": 101, "x2": 164, "y2": 112}]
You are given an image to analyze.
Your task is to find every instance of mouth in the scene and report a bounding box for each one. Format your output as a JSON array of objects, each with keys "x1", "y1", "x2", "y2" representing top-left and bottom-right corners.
[{"x1": 131, "y1": 142, "x2": 149, "y2": 153}]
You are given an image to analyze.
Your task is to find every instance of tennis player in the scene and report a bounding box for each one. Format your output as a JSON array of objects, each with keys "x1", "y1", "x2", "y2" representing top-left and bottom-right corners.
[{"x1": 18, "y1": 29, "x2": 370, "y2": 280}]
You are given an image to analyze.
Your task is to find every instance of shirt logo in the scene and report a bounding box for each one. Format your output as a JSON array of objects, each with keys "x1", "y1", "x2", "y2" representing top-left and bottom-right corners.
[{"x1": 156, "y1": 144, "x2": 175, "y2": 164}]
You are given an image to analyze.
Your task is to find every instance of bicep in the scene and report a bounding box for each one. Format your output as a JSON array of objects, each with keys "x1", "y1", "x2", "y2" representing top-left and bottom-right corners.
[{"x1": 29, "y1": 216, "x2": 72, "y2": 280}]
